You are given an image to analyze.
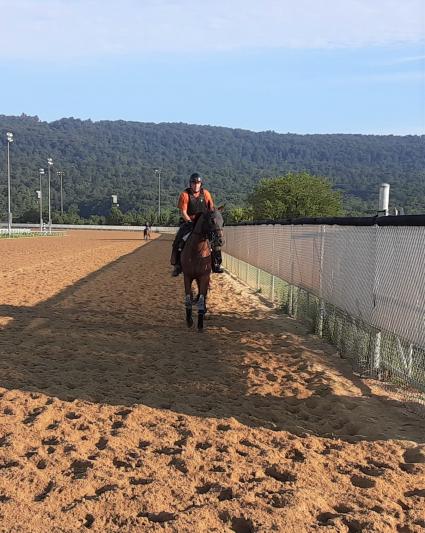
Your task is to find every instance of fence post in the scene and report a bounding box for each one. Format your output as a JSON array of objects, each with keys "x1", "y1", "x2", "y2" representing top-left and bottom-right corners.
[
  {"x1": 292, "y1": 286, "x2": 298, "y2": 319},
  {"x1": 271, "y1": 275, "x2": 275, "y2": 302},
  {"x1": 316, "y1": 225, "x2": 326, "y2": 337},
  {"x1": 316, "y1": 302, "x2": 325, "y2": 337},
  {"x1": 288, "y1": 285, "x2": 293, "y2": 316},
  {"x1": 372, "y1": 331, "x2": 381, "y2": 379},
  {"x1": 256, "y1": 267, "x2": 260, "y2": 291}
]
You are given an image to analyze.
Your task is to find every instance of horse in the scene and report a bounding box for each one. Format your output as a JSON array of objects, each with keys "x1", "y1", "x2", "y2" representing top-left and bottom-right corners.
[
  {"x1": 180, "y1": 208, "x2": 224, "y2": 330},
  {"x1": 144, "y1": 226, "x2": 151, "y2": 240}
]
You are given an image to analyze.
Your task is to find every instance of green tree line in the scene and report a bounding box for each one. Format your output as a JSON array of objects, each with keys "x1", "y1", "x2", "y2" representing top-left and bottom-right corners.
[{"x1": 1, "y1": 114, "x2": 424, "y2": 224}]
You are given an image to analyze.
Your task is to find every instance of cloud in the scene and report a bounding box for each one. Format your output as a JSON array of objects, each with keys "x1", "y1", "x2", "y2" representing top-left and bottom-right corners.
[
  {"x1": 382, "y1": 55, "x2": 425, "y2": 65},
  {"x1": 0, "y1": 0, "x2": 424, "y2": 60}
]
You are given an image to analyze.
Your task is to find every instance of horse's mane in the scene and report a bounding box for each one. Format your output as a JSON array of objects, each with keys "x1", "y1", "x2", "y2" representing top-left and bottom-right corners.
[{"x1": 193, "y1": 210, "x2": 213, "y2": 227}]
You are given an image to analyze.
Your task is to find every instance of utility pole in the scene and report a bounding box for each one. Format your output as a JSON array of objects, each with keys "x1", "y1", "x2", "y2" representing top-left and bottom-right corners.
[
  {"x1": 57, "y1": 171, "x2": 65, "y2": 214},
  {"x1": 47, "y1": 158, "x2": 53, "y2": 233},
  {"x1": 155, "y1": 169, "x2": 161, "y2": 221},
  {"x1": 39, "y1": 168, "x2": 45, "y2": 232},
  {"x1": 6, "y1": 132, "x2": 13, "y2": 236}
]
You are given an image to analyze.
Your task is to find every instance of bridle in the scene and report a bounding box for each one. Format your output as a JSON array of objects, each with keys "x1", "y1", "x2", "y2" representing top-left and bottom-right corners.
[{"x1": 192, "y1": 211, "x2": 224, "y2": 246}]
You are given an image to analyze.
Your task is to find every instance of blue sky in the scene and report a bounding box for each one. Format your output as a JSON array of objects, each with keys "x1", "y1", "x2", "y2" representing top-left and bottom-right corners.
[{"x1": 0, "y1": 0, "x2": 424, "y2": 135}]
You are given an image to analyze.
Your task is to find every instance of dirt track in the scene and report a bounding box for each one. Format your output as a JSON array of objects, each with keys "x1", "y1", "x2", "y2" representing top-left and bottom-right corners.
[{"x1": 0, "y1": 230, "x2": 424, "y2": 532}]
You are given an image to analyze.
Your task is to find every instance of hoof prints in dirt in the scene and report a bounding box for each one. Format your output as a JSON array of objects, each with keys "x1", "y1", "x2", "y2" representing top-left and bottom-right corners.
[
  {"x1": 111, "y1": 421, "x2": 124, "y2": 432},
  {"x1": 95, "y1": 484, "x2": 118, "y2": 496},
  {"x1": 218, "y1": 487, "x2": 234, "y2": 501},
  {"x1": 0, "y1": 434, "x2": 11, "y2": 447},
  {"x1": 196, "y1": 483, "x2": 215, "y2": 494},
  {"x1": 334, "y1": 504, "x2": 353, "y2": 514},
  {"x1": 317, "y1": 512, "x2": 339, "y2": 525},
  {"x1": 196, "y1": 442, "x2": 212, "y2": 451},
  {"x1": 95, "y1": 437, "x2": 108, "y2": 450},
  {"x1": 358, "y1": 465, "x2": 385, "y2": 477},
  {"x1": 113, "y1": 457, "x2": 133, "y2": 470},
  {"x1": 138, "y1": 511, "x2": 175, "y2": 523},
  {"x1": 220, "y1": 512, "x2": 255, "y2": 533},
  {"x1": 405, "y1": 488, "x2": 425, "y2": 498},
  {"x1": 350, "y1": 475, "x2": 376, "y2": 489},
  {"x1": 84, "y1": 514, "x2": 95, "y2": 529},
  {"x1": 155, "y1": 446, "x2": 182, "y2": 456},
  {"x1": 37, "y1": 459, "x2": 47, "y2": 470},
  {"x1": 317, "y1": 512, "x2": 364, "y2": 532},
  {"x1": 265, "y1": 466, "x2": 297, "y2": 483},
  {"x1": 174, "y1": 436, "x2": 188, "y2": 447},
  {"x1": 286, "y1": 448, "x2": 305, "y2": 462},
  {"x1": 69, "y1": 460, "x2": 93, "y2": 479},
  {"x1": 0, "y1": 460, "x2": 19, "y2": 470},
  {"x1": 34, "y1": 481, "x2": 55, "y2": 502},
  {"x1": 195, "y1": 483, "x2": 235, "y2": 502},
  {"x1": 65, "y1": 411, "x2": 81, "y2": 420},
  {"x1": 130, "y1": 477, "x2": 154, "y2": 486},
  {"x1": 23, "y1": 407, "x2": 45, "y2": 425},
  {"x1": 169, "y1": 457, "x2": 188, "y2": 474},
  {"x1": 42, "y1": 436, "x2": 60, "y2": 446}
]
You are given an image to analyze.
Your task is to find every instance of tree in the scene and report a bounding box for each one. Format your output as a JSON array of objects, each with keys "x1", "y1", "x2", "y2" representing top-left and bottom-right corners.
[
  {"x1": 248, "y1": 172, "x2": 343, "y2": 220},
  {"x1": 107, "y1": 207, "x2": 125, "y2": 225},
  {"x1": 1, "y1": 114, "x2": 423, "y2": 219},
  {"x1": 52, "y1": 208, "x2": 83, "y2": 224},
  {"x1": 226, "y1": 206, "x2": 253, "y2": 223}
]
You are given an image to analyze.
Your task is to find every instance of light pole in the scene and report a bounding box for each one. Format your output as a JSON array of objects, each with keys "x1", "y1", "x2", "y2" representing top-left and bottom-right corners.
[
  {"x1": 6, "y1": 132, "x2": 13, "y2": 236},
  {"x1": 39, "y1": 168, "x2": 44, "y2": 232},
  {"x1": 47, "y1": 157, "x2": 53, "y2": 233},
  {"x1": 57, "y1": 171, "x2": 65, "y2": 214},
  {"x1": 154, "y1": 169, "x2": 161, "y2": 221}
]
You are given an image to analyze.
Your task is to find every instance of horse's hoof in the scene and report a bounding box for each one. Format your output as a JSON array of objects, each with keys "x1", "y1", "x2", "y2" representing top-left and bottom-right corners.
[{"x1": 197, "y1": 312, "x2": 205, "y2": 330}]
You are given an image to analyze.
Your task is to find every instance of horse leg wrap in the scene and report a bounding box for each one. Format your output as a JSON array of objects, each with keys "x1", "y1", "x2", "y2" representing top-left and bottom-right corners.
[
  {"x1": 197, "y1": 294, "x2": 206, "y2": 313},
  {"x1": 185, "y1": 294, "x2": 192, "y2": 309}
]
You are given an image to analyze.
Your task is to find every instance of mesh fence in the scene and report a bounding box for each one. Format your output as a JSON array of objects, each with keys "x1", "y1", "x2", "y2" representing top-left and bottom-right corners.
[
  {"x1": 222, "y1": 223, "x2": 425, "y2": 406},
  {"x1": 0, "y1": 229, "x2": 67, "y2": 239}
]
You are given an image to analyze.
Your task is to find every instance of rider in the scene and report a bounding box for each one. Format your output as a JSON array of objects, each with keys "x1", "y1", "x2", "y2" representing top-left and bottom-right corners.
[{"x1": 170, "y1": 172, "x2": 223, "y2": 276}]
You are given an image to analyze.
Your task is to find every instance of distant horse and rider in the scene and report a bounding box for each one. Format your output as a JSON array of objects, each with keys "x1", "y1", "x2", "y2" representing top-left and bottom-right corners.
[
  {"x1": 144, "y1": 223, "x2": 151, "y2": 240},
  {"x1": 170, "y1": 173, "x2": 224, "y2": 330}
]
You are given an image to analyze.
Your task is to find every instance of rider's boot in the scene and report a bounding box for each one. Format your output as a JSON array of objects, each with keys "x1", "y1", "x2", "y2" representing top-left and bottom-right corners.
[{"x1": 172, "y1": 251, "x2": 182, "y2": 276}]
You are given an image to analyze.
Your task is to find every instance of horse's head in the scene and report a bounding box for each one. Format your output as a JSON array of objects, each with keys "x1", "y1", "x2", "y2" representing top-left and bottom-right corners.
[{"x1": 203, "y1": 207, "x2": 225, "y2": 247}]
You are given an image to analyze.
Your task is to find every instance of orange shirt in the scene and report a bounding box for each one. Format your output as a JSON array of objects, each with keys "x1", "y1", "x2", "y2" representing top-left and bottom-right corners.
[{"x1": 178, "y1": 188, "x2": 214, "y2": 220}]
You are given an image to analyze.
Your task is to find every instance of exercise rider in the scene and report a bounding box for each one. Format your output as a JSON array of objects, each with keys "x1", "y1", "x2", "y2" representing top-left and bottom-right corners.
[{"x1": 170, "y1": 172, "x2": 223, "y2": 276}]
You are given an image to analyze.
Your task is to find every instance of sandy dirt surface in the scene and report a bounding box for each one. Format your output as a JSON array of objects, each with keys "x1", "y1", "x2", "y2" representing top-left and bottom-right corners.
[{"x1": 0, "y1": 230, "x2": 424, "y2": 532}]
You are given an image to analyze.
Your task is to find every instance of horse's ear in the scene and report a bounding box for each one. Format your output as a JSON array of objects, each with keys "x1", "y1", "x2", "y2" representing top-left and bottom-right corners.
[{"x1": 217, "y1": 204, "x2": 225, "y2": 212}]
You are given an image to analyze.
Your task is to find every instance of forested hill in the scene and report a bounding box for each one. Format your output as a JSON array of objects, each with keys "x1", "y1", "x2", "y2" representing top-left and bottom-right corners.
[{"x1": 1, "y1": 114, "x2": 424, "y2": 219}]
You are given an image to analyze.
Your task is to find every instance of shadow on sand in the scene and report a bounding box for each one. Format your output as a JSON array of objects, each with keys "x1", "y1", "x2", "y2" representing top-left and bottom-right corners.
[{"x1": 0, "y1": 236, "x2": 423, "y2": 444}]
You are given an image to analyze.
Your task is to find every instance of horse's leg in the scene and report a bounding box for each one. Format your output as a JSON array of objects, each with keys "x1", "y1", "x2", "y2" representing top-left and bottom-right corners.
[
  {"x1": 194, "y1": 278, "x2": 201, "y2": 303},
  {"x1": 204, "y1": 275, "x2": 210, "y2": 316},
  {"x1": 184, "y1": 274, "x2": 193, "y2": 328},
  {"x1": 197, "y1": 275, "x2": 210, "y2": 331}
]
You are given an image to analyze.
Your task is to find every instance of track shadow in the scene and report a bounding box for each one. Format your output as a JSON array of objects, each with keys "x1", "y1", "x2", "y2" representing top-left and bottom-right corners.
[{"x1": 0, "y1": 236, "x2": 423, "y2": 443}]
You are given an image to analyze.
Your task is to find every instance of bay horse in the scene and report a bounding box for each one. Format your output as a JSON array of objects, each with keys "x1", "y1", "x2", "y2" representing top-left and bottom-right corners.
[{"x1": 180, "y1": 207, "x2": 224, "y2": 330}]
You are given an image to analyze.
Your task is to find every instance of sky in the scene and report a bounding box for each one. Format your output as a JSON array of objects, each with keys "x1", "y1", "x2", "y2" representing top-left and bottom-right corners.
[{"x1": 0, "y1": 0, "x2": 424, "y2": 135}]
